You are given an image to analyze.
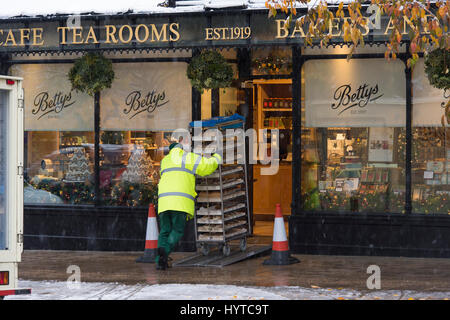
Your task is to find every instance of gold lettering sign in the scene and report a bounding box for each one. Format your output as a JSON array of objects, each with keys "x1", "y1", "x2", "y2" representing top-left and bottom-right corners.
[
  {"x1": 0, "y1": 27, "x2": 44, "y2": 46},
  {"x1": 276, "y1": 15, "x2": 428, "y2": 39},
  {"x1": 0, "y1": 23, "x2": 180, "y2": 47},
  {"x1": 56, "y1": 23, "x2": 180, "y2": 45},
  {"x1": 0, "y1": 14, "x2": 434, "y2": 49},
  {"x1": 205, "y1": 27, "x2": 251, "y2": 40}
]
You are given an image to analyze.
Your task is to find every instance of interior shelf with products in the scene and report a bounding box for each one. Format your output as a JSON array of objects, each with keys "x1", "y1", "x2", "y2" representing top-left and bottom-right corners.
[{"x1": 254, "y1": 79, "x2": 293, "y2": 162}]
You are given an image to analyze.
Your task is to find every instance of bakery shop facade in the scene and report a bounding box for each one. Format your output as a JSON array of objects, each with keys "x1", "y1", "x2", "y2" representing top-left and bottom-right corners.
[{"x1": 0, "y1": 4, "x2": 448, "y2": 257}]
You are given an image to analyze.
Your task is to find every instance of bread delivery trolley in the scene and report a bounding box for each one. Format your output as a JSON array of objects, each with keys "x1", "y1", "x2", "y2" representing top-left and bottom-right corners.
[
  {"x1": 189, "y1": 115, "x2": 251, "y2": 257},
  {"x1": 0, "y1": 76, "x2": 31, "y2": 299}
]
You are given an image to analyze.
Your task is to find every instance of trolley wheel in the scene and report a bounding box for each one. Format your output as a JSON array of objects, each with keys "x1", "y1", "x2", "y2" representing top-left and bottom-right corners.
[
  {"x1": 200, "y1": 243, "x2": 210, "y2": 256},
  {"x1": 222, "y1": 243, "x2": 231, "y2": 256},
  {"x1": 239, "y1": 237, "x2": 247, "y2": 252}
]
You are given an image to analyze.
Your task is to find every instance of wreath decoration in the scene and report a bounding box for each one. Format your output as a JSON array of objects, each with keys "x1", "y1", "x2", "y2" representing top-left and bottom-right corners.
[
  {"x1": 424, "y1": 48, "x2": 450, "y2": 91},
  {"x1": 186, "y1": 50, "x2": 234, "y2": 93},
  {"x1": 68, "y1": 53, "x2": 115, "y2": 96}
]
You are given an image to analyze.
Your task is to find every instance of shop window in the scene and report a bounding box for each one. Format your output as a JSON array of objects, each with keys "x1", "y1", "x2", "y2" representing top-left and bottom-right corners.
[
  {"x1": 251, "y1": 47, "x2": 292, "y2": 76},
  {"x1": 12, "y1": 63, "x2": 95, "y2": 206},
  {"x1": 99, "y1": 62, "x2": 192, "y2": 207},
  {"x1": 301, "y1": 59, "x2": 406, "y2": 213},
  {"x1": 24, "y1": 131, "x2": 95, "y2": 205},
  {"x1": 411, "y1": 60, "x2": 449, "y2": 214}
]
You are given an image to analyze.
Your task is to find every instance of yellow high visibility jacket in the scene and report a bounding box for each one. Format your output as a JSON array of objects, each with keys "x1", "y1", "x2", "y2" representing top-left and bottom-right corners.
[{"x1": 157, "y1": 146, "x2": 222, "y2": 218}]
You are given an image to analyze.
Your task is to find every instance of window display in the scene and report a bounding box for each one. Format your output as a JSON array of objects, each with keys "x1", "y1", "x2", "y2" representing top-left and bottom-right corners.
[
  {"x1": 98, "y1": 61, "x2": 193, "y2": 207},
  {"x1": 24, "y1": 131, "x2": 95, "y2": 205},
  {"x1": 411, "y1": 127, "x2": 449, "y2": 214},
  {"x1": 301, "y1": 127, "x2": 405, "y2": 212},
  {"x1": 99, "y1": 131, "x2": 175, "y2": 207},
  {"x1": 412, "y1": 59, "x2": 449, "y2": 214},
  {"x1": 301, "y1": 59, "x2": 406, "y2": 213}
]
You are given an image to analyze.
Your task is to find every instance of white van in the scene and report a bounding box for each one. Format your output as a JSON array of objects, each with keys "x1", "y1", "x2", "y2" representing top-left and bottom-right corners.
[{"x1": 0, "y1": 76, "x2": 30, "y2": 299}]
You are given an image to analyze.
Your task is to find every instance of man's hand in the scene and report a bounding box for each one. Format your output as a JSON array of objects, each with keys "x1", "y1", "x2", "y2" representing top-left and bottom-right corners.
[{"x1": 212, "y1": 153, "x2": 223, "y2": 164}]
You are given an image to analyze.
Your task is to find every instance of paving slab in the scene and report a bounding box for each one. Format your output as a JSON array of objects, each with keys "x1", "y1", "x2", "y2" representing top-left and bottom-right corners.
[{"x1": 15, "y1": 235, "x2": 450, "y2": 292}]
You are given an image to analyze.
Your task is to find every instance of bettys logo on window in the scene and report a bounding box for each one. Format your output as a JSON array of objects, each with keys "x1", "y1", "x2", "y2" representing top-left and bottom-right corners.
[
  {"x1": 331, "y1": 83, "x2": 384, "y2": 115},
  {"x1": 32, "y1": 91, "x2": 75, "y2": 120},
  {"x1": 442, "y1": 89, "x2": 449, "y2": 108},
  {"x1": 124, "y1": 90, "x2": 169, "y2": 119}
]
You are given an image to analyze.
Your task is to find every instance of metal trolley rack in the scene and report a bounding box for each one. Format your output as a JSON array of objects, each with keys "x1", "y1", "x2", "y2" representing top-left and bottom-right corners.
[{"x1": 189, "y1": 115, "x2": 251, "y2": 257}]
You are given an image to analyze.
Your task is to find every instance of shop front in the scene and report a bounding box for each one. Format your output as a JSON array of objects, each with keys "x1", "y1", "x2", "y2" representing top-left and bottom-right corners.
[{"x1": 0, "y1": 4, "x2": 448, "y2": 257}]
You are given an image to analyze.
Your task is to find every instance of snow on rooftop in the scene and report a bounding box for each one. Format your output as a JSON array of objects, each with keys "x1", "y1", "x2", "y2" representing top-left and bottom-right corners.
[
  {"x1": 0, "y1": 0, "x2": 164, "y2": 19},
  {"x1": 0, "y1": 0, "x2": 364, "y2": 19}
]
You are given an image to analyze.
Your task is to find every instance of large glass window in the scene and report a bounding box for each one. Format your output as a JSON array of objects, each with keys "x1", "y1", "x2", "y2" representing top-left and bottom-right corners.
[
  {"x1": 99, "y1": 62, "x2": 192, "y2": 207},
  {"x1": 11, "y1": 63, "x2": 95, "y2": 205},
  {"x1": 412, "y1": 59, "x2": 449, "y2": 214},
  {"x1": 301, "y1": 59, "x2": 406, "y2": 213}
]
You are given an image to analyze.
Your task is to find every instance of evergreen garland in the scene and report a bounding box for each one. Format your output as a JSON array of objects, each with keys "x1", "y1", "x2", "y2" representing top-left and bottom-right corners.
[
  {"x1": 252, "y1": 54, "x2": 292, "y2": 75},
  {"x1": 186, "y1": 50, "x2": 234, "y2": 93},
  {"x1": 68, "y1": 53, "x2": 115, "y2": 96},
  {"x1": 110, "y1": 181, "x2": 158, "y2": 207}
]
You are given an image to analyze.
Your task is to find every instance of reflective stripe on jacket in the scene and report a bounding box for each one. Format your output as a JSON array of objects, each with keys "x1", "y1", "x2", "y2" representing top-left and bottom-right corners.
[{"x1": 157, "y1": 147, "x2": 222, "y2": 218}]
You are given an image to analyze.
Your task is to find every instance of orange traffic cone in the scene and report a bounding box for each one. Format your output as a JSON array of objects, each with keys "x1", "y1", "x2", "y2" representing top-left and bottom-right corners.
[
  {"x1": 263, "y1": 203, "x2": 300, "y2": 265},
  {"x1": 136, "y1": 204, "x2": 159, "y2": 263}
]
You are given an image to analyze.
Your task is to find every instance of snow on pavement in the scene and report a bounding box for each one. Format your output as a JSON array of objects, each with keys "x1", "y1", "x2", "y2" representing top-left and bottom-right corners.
[{"x1": 4, "y1": 280, "x2": 450, "y2": 300}]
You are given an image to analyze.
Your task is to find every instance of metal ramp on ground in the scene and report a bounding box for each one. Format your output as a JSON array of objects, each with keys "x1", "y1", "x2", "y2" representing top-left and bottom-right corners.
[{"x1": 172, "y1": 245, "x2": 271, "y2": 267}]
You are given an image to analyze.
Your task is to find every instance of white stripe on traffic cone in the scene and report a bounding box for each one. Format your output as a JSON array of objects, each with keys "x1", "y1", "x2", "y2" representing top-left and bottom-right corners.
[{"x1": 263, "y1": 203, "x2": 300, "y2": 265}]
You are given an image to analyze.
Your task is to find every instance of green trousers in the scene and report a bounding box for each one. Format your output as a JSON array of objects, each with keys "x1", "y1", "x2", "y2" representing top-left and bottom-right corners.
[{"x1": 156, "y1": 210, "x2": 187, "y2": 263}]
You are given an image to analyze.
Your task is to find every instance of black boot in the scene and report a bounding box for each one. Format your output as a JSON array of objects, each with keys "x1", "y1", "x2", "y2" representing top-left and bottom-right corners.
[{"x1": 156, "y1": 247, "x2": 168, "y2": 270}]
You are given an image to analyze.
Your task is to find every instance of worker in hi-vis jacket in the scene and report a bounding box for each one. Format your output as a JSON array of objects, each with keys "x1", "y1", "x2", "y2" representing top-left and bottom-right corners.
[{"x1": 156, "y1": 139, "x2": 222, "y2": 270}]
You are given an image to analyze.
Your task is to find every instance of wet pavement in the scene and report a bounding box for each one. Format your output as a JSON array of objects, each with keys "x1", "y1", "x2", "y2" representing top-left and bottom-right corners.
[{"x1": 17, "y1": 235, "x2": 450, "y2": 293}]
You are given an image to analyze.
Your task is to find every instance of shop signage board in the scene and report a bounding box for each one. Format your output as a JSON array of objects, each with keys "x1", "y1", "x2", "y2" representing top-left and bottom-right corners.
[
  {"x1": 412, "y1": 59, "x2": 449, "y2": 127},
  {"x1": 100, "y1": 62, "x2": 192, "y2": 131},
  {"x1": 10, "y1": 64, "x2": 94, "y2": 131},
  {"x1": 304, "y1": 58, "x2": 406, "y2": 128},
  {"x1": 0, "y1": 10, "x2": 436, "y2": 53}
]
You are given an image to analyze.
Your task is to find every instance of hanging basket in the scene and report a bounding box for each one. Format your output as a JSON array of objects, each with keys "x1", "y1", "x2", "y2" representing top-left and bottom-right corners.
[
  {"x1": 186, "y1": 50, "x2": 234, "y2": 93},
  {"x1": 424, "y1": 48, "x2": 450, "y2": 91},
  {"x1": 68, "y1": 53, "x2": 115, "y2": 96}
]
